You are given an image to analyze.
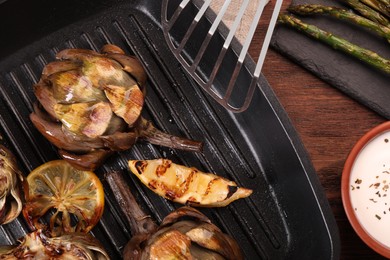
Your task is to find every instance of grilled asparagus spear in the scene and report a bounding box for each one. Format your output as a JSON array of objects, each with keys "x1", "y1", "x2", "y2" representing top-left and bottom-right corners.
[
  {"x1": 360, "y1": 0, "x2": 390, "y2": 18},
  {"x1": 339, "y1": 0, "x2": 390, "y2": 26},
  {"x1": 376, "y1": 0, "x2": 390, "y2": 8},
  {"x1": 288, "y1": 4, "x2": 390, "y2": 42},
  {"x1": 277, "y1": 14, "x2": 390, "y2": 74}
]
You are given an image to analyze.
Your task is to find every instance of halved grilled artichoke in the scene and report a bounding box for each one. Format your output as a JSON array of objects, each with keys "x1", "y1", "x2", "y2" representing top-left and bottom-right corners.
[
  {"x1": 0, "y1": 145, "x2": 23, "y2": 225},
  {"x1": 30, "y1": 44, "x2": 202, "y2": 171},
  {"x1": 124, "y1": 207, "x2": 243, "y2": 260},
  {"x1": 0, "y1": 229, "x2": 109, "y2": 259},
  {"x1": 106, "y1": 171, "x2": 243, "y2": 260}
]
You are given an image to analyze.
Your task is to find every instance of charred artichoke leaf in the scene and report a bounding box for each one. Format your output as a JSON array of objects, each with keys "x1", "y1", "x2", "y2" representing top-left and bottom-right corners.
[
  {"x1": 49, "y1": 69, "x2": 106, "y2": 103},
  {"x1": 100, "y1": 44, "x2": 147, "y2": 91},
  {"x1": 154, "y1": 220, "x2": 239, "y2": 259},
  {"x1": 30, "y1": 104, "x2": 104, "y2": 153},
  {"x1": 59, "y1": 149, "x2": 113, "y2": 171},
  {"x1": 144, "y1": 229, "x2": 192, "y2": 260},
  {"x1": 42, "y1": 60, "x2": 81, "y2": 77},
  {"x1": 105, "y1": 53, "x2": 148, "y2": 88},
  {"x1": 144, "y1": 229, "x2": 226, "y2": 260},
  {"x1": 54, "y1": 101, "x2": 113, "y2": 138},
  {"x1": 33, "y1": 80, "x2": 58, "y2": 120},
  {"x1": 57, "y1": 48, "x2": 138, "y2": 88},
  {"x1": 0, "y1": 229, "x2": 109, "y2": 259},
  {"x1": 103, "y1": 114, "x2": 127, "y2": 135},
  {"x1": 185, "y1": 223, "x2": 243, "y2": 259},
  {"x1": 160, "y1": 206, "x2": 212, "y2": 226},
  {"x1": 100, "y1": 44, "x2": 125, "y2": 55},
  {"x1": 128, "y1": 159, "x2": 252, "y2": 207},
  {"x1": 188, "y1": 243, "x2": 225, "y2": 260},
  {"x1": 104, "y1": 84, "x2": 144, "y2": 126},
  {"x1": 56, "y1": 48, "x2": 100, "y2": 60},
  {"x1": 100, "y1": 131, "x2": 138, "y2": 151},
  {"x1": 0, "y1": 145, "x2": 23, "y2": 225}
]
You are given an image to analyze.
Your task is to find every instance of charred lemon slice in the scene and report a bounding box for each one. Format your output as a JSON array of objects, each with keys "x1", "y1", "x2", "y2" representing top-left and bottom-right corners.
[{"x1": 23, "y1": 160, "x2": 104, "y2": 236}]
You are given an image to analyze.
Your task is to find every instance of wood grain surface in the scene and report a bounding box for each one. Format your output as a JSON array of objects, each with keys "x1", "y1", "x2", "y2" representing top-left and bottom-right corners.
[{"x1": 245, "y1": 0, "x2": 387, "y2": 259}]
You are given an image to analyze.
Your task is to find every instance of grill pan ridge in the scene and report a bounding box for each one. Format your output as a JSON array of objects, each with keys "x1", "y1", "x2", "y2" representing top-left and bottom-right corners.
[{"x1": 0, "y1": 0, "x2": 339, "y2": 259}]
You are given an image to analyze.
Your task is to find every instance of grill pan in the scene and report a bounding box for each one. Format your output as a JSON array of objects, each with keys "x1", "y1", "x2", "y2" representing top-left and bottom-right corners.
[{"x1": 0, "y1": 0, "x2": 340, "y2": 259}]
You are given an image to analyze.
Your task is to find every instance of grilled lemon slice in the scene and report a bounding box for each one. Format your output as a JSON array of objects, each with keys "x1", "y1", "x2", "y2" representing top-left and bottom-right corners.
[{"x1": 23, "y1": 160, "x2": 104, "y2": 236}]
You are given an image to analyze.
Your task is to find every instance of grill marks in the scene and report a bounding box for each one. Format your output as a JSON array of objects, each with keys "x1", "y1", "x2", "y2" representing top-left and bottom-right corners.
[
  {"x1": 227, "y1": 185, "x2": 239, "y2": 199},
  {"x1": 128, "y1": 159, "x2": 252, "y2": 207},
  {"x1": 148, "y1": 180, "x2": 158, "y2": 190},
  {"x1": 135, "y1": 160, "x2": 147, "y2": 175},
  {"x1": 156, "y1": 160, "x2": 171, "y2": 177},
  {"x1": 168, "y1": 168, "x2": 195, "y2": 201},
  {"x1": 145, "y1": 160, "x2": 190, "y2": 200}
]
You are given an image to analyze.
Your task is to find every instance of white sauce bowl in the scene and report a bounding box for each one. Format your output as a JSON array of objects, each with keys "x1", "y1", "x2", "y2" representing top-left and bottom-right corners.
[{"x1": 342, "y1": 121, "x2": 390, "y2": 258}]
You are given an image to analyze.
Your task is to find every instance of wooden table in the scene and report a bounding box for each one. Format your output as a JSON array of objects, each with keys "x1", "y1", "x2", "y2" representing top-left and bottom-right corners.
[{"x1": 248, "y1": 0, "x2": 387, "y2": 259}]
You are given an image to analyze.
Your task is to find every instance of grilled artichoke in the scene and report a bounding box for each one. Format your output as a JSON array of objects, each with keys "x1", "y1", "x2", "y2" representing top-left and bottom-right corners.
[
  {"x1": 0, "y1": 229, "x2": 109, "y2": 259},
  {"x1": 30, "y1": 44, "x2": 202, "y2": 171},
  {"x1": 125, "y1": 206, "x2": 243, "y2": 260},
  {"x1": 106, "y1": 171, "x2": 243, "y2": 260},
  {"x1": 0, "y1": 145, "x2": 23, "y2": 225}
]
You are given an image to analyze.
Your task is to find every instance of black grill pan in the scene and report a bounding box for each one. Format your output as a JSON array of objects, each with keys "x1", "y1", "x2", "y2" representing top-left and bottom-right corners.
[{"x1": 0, "y1": 0, "x2": 340, "y2": 259}]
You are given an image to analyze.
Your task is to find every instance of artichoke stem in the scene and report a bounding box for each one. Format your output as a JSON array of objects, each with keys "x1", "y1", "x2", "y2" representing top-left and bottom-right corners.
[
  {"x1": 138, "y1": 118, "x2": 203, "y2": 152},
  {"x1": 105, "y1": 171, "x2": 157, "y2": 236}
]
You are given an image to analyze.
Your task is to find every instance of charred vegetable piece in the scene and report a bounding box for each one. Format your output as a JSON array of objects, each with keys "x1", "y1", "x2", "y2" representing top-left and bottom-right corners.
[
  {"x1": 340, "y1": 0, "x2": 390, "y2": 26},
  {"x1": 105, "y1": 171, "x2": 243, "y2": 260},
  {"x1": 0, "y1": 229, "x2": 109, "y2": 259},
  {"x1": 277, "y1": 14, "x2": 390, "y2": 74},
  {"x1": 135, "y1": 207, "x2": 243, "y2": 260},
  {"x1": 23, "y1": 160, "x2": 105, "y2": 237},
  {"x1": 287, "y1": 4, "x2": 390, "y2": 42},
  {"x1": 105, "y1": 171, "x2": 158, "y2": 237},
  {"x1": 0, "y1": 145, "x2": 23, "y2": 225},
  {"x1": 128, "y1": 159, "x2": 252, "y2": 207},
  {"x1": 30, "y1": 44, "x2": 202, "y2": 171}
]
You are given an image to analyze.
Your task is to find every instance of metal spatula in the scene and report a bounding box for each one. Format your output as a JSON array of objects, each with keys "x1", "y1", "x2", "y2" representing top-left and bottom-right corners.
[{"x1": 161, "y1": 0, "x2": 283, "y2": 112}]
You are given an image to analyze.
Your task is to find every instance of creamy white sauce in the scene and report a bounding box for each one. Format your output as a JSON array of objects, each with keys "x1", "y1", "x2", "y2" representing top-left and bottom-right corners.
[{"x1": 350, "y1": 130, "x2": 390, "y2": 247}]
